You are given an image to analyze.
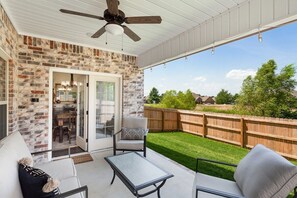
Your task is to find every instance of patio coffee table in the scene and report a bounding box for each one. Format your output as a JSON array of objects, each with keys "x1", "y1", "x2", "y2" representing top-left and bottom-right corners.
[{"x1": 105, "y1": 152, "x2": 174, "y2": 198}]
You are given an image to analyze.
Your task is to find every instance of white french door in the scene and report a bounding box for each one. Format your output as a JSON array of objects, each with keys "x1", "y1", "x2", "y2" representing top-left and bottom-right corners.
[
  {"x1": 88, "y1": 75, "x2": 121, "y2": 151},
  {"x1": 76, "y1": 77, "x2": 88, "y2": 151}
]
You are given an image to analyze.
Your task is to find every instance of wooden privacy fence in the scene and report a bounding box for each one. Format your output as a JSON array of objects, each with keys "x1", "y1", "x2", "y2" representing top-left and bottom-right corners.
[{"x1": 144, "y1": 106, "x2": 297, "y2": 160}]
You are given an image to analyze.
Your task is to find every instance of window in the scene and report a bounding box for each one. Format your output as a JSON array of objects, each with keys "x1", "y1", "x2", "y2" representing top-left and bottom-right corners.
[{"x1": 0, "y1": 50, "x2": 8, "y2": 140}]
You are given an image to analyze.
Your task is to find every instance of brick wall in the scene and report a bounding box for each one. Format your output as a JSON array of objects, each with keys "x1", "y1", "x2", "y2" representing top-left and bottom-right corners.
[{"x1": 0, "y1": 5, "x2": 144, "y2": 153}]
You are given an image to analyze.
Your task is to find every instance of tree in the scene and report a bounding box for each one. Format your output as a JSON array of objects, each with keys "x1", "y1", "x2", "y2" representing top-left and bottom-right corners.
[
  {"x1": 180, "y1": 89, "x2": 196, "y2": 109},
  {"x1": 160, "y1": 90, "x2": 179, "y2": 108},
  {"x1": 236, "y1": 60, "x2": 297, "y2": 118},
  {"x1": 215, "y1": 89, "x2": 233, "y2": 104},
  {"x1": 160, "y1": 89, "x2": 196, "y2": 110},
  {"x1": 232, "y1": 93, "x2": 239, "y2": 104},
  {"x1": 147, "y1": 87, "x2": 161, "y2": 104}
]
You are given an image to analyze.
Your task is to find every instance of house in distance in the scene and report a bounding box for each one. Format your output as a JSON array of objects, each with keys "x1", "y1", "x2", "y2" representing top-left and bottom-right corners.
[{"x1": 192, "y1": 92, "x2": 215, "y2": 104}]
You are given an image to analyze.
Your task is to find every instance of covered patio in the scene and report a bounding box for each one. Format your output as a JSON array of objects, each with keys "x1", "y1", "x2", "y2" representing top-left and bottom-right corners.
[
  {"x1": 1, "y1": 0, "x2": 297, "y2": 198},
  {"x1": 0, "y1": 0, "x2": 296, "y2": 155}
]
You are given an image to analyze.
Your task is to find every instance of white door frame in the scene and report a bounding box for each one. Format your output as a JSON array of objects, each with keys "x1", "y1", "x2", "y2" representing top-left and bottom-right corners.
[{"x1": 49, "y1": 68, "x2": 122, "y2": 157}]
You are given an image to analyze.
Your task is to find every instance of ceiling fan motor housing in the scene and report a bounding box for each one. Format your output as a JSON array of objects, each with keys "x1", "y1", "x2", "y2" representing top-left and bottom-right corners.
[{"x1": 104, "y1": 9, "x2": 125, "y2": 25}]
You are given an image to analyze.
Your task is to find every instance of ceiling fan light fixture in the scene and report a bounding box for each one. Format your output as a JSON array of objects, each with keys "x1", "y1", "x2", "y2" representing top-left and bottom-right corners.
[{"x1": 105, "y1": 24, "x2": 124, "y2": 35}]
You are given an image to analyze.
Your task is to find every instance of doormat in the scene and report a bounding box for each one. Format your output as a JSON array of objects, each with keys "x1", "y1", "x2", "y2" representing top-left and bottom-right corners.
[{"x1": 72, "y1": 154, "x2": 93, "y2": 164}]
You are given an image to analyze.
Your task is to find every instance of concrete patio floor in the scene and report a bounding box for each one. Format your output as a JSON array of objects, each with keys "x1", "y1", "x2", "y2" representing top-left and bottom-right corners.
[{"x1": 75, "y1": 148, "x2": 195, "y2": 198}]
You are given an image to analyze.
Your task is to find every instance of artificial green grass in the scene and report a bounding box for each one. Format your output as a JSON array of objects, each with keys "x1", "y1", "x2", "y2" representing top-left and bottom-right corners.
[
  {"x1": 147, "y1": 131, "x2": 297, "y2": 182},
  {"x1": 147, "y1": 132, "x2": 248, "y2": 180}
]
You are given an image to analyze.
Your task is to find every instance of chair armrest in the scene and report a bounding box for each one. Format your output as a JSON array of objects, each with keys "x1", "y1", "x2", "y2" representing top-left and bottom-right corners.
[
  {"x1": 113, "y1": 130, "x2": 122, "y2": 136},
  {"x1": 196, "y1": 158, "x2": 237, "y2": 173},
  {"x1": 196, "y1": 186, "x2": 244, "y2": 198},
  {"x1": 56, "y1": 185, "x2": 88, "y2": 198},
  {"x1": 144, "y1": 129, "x2": 149, "y2": 136}
]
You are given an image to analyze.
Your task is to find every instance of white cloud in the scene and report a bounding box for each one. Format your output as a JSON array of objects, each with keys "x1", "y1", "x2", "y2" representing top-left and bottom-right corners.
[
  {"x1": 226, "y1": 69, "x2": 256, "y2": 80},
  {"x1": 193, "y1": 76, "x2": 207, "y2": 82}
]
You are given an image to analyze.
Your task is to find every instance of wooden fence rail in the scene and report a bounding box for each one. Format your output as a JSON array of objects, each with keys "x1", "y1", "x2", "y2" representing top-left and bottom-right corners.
[{"x1": 144, "y1": 106, "x2": 297, "y2": 160}]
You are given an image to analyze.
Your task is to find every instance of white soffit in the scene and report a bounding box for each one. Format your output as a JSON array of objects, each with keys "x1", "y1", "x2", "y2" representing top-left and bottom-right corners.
[
  {"x1": 138, "y1": 0, "x2": 297, "y2": 69},
  {"x1": 0, "y1": 0, "x2": 246, "y2": 56}
]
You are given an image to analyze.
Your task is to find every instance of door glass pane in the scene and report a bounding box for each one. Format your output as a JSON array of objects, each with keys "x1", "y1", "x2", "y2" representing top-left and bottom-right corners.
[
  {"x1": 0, "y1": 57, "x2": 7, "y2": 140},
  {"x1": 96, "y1": 81, "x2": 115, "y2": 139},
  {"x1": 79, "y1": 83, "x2": 84, "y2": 138},
  {"x1": 0, "y1": 105, "x2": 7, "y2": 140},
  {"x1": 0, "y1": 57, "x2": 6, "y2": 101}
]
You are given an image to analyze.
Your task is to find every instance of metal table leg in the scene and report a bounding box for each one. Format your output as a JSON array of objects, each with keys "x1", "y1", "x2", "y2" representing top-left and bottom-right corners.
[{"x1": 110, "y1": 171, "x2": 116, "y2": 185}]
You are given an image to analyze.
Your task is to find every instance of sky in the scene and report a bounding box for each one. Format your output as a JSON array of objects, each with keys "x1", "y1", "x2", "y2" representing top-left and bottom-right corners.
[{"x1": 144, "y1": 22, "x2": 297, "y2": 97}]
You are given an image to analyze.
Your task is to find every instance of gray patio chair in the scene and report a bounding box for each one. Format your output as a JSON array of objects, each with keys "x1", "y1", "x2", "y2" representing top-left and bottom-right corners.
[
  {"x1": 193, "y1": 144, "x2": 297, "y2": 198},
  {"x1": 113, "y1": 117, "x2": 149, "y2": 157}
]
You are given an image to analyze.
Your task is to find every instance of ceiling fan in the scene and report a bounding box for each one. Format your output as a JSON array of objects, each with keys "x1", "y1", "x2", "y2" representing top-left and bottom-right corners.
[{"x1": 60, "y1": 0, "x2": 162, "y2": 42}]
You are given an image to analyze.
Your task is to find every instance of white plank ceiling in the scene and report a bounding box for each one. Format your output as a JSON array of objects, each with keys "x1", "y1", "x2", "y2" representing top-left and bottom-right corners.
[{"x1": 0, "y1": 0, "x2": 247, "y2": 56}]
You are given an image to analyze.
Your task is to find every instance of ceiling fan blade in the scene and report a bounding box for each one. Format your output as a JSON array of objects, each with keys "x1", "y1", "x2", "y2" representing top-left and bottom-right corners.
[
  {"x1": 91, "y1": 26, "x2": 106, "y2": 38},
  {"x1": 123, "y1": 26, "x2": 141, "y2": 42},
  {"x1": 60, "y1": 9, "x2": 104, "y2": 20},
  {"x1": 125, "y1": 16, "x2": 162, "y2": 24},
  {"x1": 106, "y1": 0, "x2": 119, "y2": 15}
]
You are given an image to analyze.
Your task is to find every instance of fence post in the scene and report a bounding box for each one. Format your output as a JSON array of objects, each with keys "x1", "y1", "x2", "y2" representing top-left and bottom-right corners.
[
  {"x1": 240, "y1": 118, "x2": 245, "y2": 147},
  {"x1": 203, "y1": 114, "x2": 207, "y2": 137},
  {"x1": 161, "y1": 110, "x2": 164, "y2": 132},
  {"x1": 176, "y1": 111, "x2": 180, "y2": 131}
]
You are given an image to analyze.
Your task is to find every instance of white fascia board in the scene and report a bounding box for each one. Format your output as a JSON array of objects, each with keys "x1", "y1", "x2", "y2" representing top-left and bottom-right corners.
[{"x1": 137, "y1": 0, "x2": 297, "y2": 69}]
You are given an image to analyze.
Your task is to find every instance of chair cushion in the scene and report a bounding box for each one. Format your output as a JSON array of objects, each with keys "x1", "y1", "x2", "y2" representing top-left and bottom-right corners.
[
  {"x1": 121, "y1": 127, "x2": 146, "y2": 140},
  {"x1": 193, "y1": 172, "x2": 244, "y2": 198},
  {"x1": 59, "y1": 176, "x2": 83, "y2": 198},
  {"x1": 0, "y1": 132, "x2": 33, "y2": 165},
  {"x1": 35, "y1": 158, "x2": 76, "y2": 180},
  {"x1": 116, "y1": 140, "x2": 144, "y2": 150},
  {"x1": 234, "y1": 144, "x2": 297, "y2": 198},
  {"x1": 0, "y1": 145, "x2": 23, "y2": 198},
  {"x1": 18, "y1": 163, "x2": 60, "y2": 198},
  {"x1": 123, "y1": 117, "x2": 148, "y2": 129}
]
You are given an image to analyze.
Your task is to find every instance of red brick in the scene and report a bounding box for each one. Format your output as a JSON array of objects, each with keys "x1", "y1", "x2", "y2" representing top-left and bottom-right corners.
[
  {"x1": 28, "y1": 46, "x2": 42, "y2": 51},
  {"x1": 18, "y1": 75, "x2": 28, "y2": 79},
  {"x1": 42, "y1": 63, "x2": 55, "y2": 67},
  {"x1": 50, "y1": 41, "x2": 53, "y2": 49},
  {"x1": 31, "y1": 90, "x2": 44, "y2": 94},
  {"x1": 34, "y1": 144, "x2": 48, "y2": 149},
  {"x1": 24, "y1": 36, "x2": 27, "y2": 45},
  {"x1": 28, "y1": 37, "x2": 32, "y2": 45}
]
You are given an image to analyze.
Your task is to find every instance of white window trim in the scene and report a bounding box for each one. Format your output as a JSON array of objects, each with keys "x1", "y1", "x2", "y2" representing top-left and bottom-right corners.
[{"x1": 0, "y1": 48, "x2": 10, "y2": 138}]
